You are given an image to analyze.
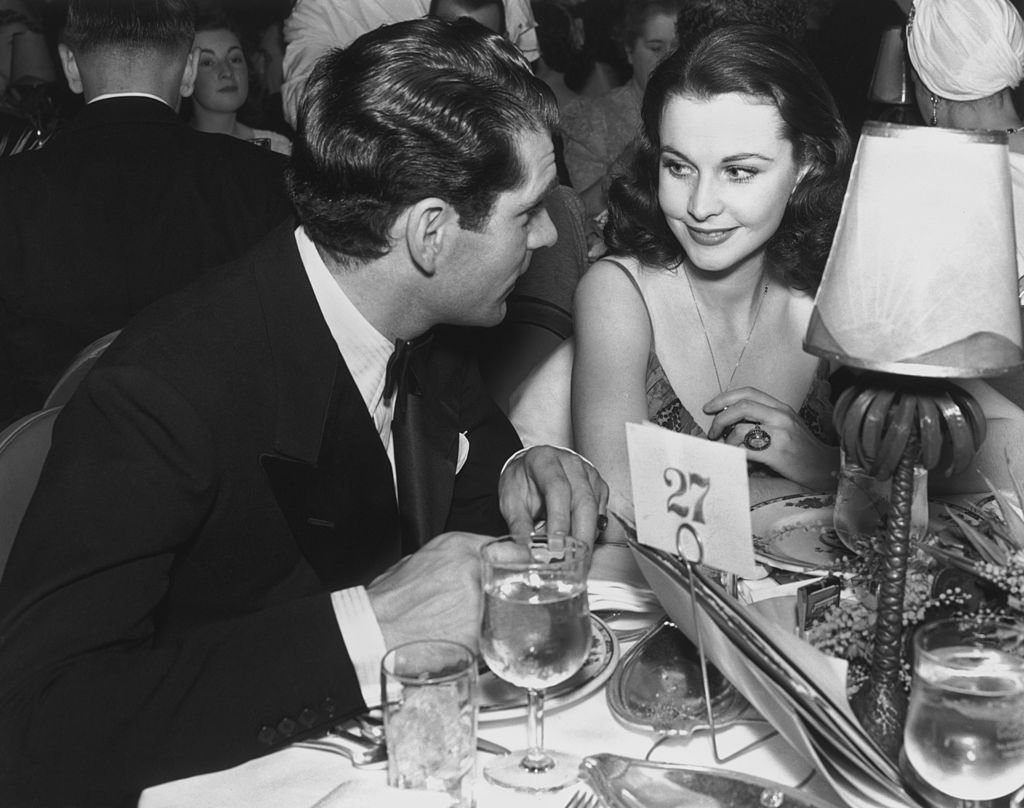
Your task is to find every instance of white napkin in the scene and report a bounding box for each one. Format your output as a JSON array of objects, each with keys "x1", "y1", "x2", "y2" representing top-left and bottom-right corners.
[{"x1": 588, "y1": 542, "x2": 662, "y2": 613}]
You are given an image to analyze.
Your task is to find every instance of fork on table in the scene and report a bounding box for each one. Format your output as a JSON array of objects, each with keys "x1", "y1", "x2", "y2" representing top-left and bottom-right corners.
[{"x1": 564, "y1": 785, "x2": 602, "y2": 808}]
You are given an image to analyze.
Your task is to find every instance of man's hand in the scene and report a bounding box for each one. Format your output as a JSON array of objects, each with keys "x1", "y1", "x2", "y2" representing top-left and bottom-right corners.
[
  {"x1": 498, "y1": 445, "x2": 609, "y2": 544},
  {"x1": 366, "y1": 532, "x2": 488, "y2": 652}
]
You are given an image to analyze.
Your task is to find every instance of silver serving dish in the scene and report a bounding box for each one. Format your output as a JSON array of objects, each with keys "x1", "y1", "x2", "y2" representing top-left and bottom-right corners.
[
  {"x1": 581, "y1": 753, "x2": 844, "y2": 808},
  {"x1": 606, "y1": 617, "x2": 758, "y2": 735}
]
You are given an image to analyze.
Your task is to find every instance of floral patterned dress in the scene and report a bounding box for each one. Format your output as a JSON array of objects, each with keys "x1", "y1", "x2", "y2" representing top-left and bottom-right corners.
[
  {"x1": 645, "y1": 352, "x2": 837, "y2": 445},
  {"x1": 601, "y1": 257, "x2": 839, "y2": 448}
]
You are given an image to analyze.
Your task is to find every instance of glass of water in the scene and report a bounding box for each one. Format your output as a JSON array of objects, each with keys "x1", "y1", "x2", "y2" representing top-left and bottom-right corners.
[
  {"x1": 381, "y1": 639, "x2": 477, "y2": 807},
  {"x1": 903, "y1": 615, "x2": 1024, "y2": 803},
  {"x1": 479, "y1": 532, "x2": 591, "y2": 792}
]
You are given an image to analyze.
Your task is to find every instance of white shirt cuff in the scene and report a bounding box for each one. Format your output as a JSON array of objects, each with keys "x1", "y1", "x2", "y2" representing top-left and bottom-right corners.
[{"x1": 331, "y1": 586, "x2": 387, "y2": 709}]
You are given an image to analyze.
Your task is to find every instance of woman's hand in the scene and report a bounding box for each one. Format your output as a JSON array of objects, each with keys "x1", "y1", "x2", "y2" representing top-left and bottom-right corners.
[{"x1": 703, "y1": 386, "x2": 839, "y2": 491}]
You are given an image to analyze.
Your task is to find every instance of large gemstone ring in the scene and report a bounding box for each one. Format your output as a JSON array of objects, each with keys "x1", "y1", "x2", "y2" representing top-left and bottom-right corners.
[{"x1": 743, "y1": 424, "x2": 772, "y2": 451}]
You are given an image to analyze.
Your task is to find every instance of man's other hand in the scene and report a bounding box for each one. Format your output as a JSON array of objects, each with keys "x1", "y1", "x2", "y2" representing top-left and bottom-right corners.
[{"x1": 498, "y1": 446, "x2": 609, "y2": 545}]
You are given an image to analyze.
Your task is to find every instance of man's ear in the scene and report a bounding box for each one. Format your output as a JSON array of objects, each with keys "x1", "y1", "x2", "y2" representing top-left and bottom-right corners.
[
  {"x1": 179, "y1": 46, "x2": 199, "y2": 98},
  {"x1": 404, "y1": 198, "x2": 459, "y2": 276},
  {"x1": 58, "y1": 44, "x2": 83, "y2": 95}
]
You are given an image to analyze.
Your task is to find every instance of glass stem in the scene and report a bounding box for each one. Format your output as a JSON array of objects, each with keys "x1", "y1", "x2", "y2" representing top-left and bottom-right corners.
[{"x1": 521, "y1": 688, "x2": 554, "y2": 773}]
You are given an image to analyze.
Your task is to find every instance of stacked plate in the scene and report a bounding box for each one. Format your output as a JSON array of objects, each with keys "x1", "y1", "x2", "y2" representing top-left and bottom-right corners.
[{"x1": 750, "y1": 493, "x2": 985, "y2": 573}]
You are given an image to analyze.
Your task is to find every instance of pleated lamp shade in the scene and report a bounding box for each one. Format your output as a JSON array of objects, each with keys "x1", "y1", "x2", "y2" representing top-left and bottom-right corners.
[{"x1": 804, "y1": 122, "x2": 1023, "y2": 378}]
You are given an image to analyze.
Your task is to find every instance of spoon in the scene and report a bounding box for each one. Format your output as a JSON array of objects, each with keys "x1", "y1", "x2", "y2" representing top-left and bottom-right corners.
[{"x1": 606, "y1": 617, "x2": 759, "y2": 736}]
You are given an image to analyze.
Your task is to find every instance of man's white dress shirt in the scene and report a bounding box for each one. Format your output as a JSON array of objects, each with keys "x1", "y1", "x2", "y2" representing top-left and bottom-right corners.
[{"x1": 296, "y1": 225, "x2": 395, "y2": 707}]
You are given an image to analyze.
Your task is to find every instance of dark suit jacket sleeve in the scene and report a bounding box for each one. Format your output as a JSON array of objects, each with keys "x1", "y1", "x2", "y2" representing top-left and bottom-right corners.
[{"x1": 0, "y1": 367, "x2": 363, "y2": 804}]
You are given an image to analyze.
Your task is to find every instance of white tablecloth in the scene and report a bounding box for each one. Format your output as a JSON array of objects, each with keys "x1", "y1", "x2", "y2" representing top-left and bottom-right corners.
[
  {"x1": 139, "y1": 632, "x2": 844, "y2": 808},
  {"x1": 141, "y1": 480, "x2": 986, "y2": 807}
]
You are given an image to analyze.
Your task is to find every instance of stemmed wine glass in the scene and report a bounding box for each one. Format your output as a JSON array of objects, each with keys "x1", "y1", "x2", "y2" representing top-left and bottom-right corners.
[{"x1": 479, "y1": 532, "x2": 591, "y2": 792}]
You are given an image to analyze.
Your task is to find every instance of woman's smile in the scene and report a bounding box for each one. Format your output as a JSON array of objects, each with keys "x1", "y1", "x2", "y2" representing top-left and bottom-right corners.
[{"x1": 685, "y1": 225, "x2": 737, "y2": 246}]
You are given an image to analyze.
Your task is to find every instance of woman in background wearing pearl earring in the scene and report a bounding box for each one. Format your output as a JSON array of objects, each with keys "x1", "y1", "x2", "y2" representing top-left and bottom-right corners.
[
  {"x1": 907, "y1": 0, "x2": 1024, "y2": 305},
  {"x1": 571, "y1": 24, "x2": 852, "y2": 534}
]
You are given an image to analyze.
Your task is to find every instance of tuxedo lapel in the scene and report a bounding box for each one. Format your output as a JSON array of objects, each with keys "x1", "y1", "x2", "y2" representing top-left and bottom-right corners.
[
  {"x1": 249, "y1": 229, "x2": 467, "y2": 573},
  {"x1": 262, "y1": 357, "x2": 402, "y2": 589},
  {"x1": 254, "y1": 228, "x2": 401, "y2": 588}
]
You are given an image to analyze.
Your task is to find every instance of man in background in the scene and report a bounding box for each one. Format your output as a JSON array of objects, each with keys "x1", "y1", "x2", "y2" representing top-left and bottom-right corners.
[
  {"x1": 279, "y1": 0, "x2": 539, "y2": 127},
  {"x1": 0, "y1": 0, "x2": 292, "y2": 426}
]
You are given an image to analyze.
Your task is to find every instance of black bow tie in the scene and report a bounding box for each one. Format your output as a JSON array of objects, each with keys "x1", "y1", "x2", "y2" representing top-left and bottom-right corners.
[{"x1": 383, "y1": 335, "x2": 431, "y2": 403}]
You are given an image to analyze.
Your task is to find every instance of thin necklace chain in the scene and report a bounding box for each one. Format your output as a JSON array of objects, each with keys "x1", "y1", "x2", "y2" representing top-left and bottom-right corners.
[{"x1": 684, "y1": 268, "x2": 769, "y2": 394}]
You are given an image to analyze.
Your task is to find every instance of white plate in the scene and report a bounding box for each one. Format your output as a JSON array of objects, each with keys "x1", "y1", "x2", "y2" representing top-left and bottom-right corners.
[
  {"x1": 751, "y1": 493, "x2": 984, "y2": 572},
  {"x1": 478, "y1": 614, "x2": 619, "y2": 723}
]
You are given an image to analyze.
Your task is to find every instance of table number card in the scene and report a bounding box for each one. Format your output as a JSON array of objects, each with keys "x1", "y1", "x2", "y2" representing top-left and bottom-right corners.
[{"x1": 626, "y1": 422, "x2": 759, "y2": 579}]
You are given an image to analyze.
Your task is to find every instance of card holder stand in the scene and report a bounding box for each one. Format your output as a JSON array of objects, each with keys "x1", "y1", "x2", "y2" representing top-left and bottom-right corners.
[{"x1": 673, "y1": 527, "x2": 781, "y2": 765}]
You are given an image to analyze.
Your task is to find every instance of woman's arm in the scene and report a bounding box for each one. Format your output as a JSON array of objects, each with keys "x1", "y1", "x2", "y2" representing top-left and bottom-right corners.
[{"x1": 572, "y1": 260, "x2": 653, "y2": 537}]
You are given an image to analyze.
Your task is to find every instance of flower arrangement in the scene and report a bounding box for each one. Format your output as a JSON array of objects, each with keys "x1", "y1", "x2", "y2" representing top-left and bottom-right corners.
[
  {"x1": 924, "y1": 469, "x2": 1024, "y2": 612},
  {"x1": 804, "y1": 459, "x2": 1024, "y2": 694},
  {"x1": 804, "y1": 536, "x2": 971, "y2": 694}
]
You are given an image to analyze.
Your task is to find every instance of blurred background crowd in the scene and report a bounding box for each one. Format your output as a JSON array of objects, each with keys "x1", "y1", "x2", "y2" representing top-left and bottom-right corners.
[
  {"x1": 0, "y1": 0, "x2": 951, "y2": 160},
  {"x1": 5, "y1": 0, "x2": 1024, "y2": 425}
]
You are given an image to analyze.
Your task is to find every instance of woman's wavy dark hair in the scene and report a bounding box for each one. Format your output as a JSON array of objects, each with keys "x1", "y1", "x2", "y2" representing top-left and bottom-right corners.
[
  {"x1": 605, "y1": 23, "x2": 851, "y2": 291},
  {"x1": 287, "y1": 17, "x2": 557, "y2": 264}
]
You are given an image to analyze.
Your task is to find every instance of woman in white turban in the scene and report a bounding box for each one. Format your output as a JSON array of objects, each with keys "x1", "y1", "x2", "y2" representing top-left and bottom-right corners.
[{"x1": 907, "y1": 0, "x2": 1024, "y2": 304}]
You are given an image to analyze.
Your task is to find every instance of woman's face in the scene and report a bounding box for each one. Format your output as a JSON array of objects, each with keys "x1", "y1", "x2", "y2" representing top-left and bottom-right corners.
[
  {"x1": 657, "y1": 92, "x2": 806, "y2": 275},
  {"x1": 192, "y1": 28, "x2": 249, "y2": 114},
  {"x1": 627, "y1": 11, "x2": 677, "y2": 93}
]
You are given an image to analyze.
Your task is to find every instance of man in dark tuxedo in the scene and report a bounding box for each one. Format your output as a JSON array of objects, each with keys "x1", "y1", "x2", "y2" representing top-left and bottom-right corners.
[
  {"x1": 0, "y1": 0, "x2": 293, "y2": 427},
  {"x1": 0, "y1": 16, "x2": 607, "y2": 807}
]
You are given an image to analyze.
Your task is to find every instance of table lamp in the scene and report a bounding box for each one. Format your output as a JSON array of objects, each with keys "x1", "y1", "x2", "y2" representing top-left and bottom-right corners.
[{"x1": 804, "y1": 121, "x2": 1024, "y2": 761}]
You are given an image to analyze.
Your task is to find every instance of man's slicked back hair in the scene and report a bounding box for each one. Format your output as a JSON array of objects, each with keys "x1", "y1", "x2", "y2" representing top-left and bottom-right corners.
[
  {"x1": 286, "y1": 17, "x2": 558, "y2": 264},
  {"x1": 63, "y1": 0, "x2": 196, "y2": 55}
]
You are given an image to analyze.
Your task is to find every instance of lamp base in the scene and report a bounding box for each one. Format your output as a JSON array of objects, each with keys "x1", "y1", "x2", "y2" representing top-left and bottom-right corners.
[
  {"x1": 851, "y1": 674, "x2": 907, "y2": 764},
  {"x1": 834, "y1": 376, "x2": 988, "y2": 764},
  {"x1": 849, "y1": 432, "x2": 918, "y2": 763}
]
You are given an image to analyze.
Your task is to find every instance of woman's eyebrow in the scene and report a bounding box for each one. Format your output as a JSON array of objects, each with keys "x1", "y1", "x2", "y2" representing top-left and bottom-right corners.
[{"x1": 661, "y1": 145, "x2": 773, "y2": 163}]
